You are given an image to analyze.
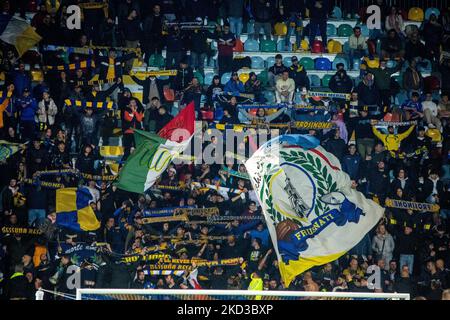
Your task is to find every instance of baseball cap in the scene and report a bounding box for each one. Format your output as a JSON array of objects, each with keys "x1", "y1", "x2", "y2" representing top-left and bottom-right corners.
[{"x1": 291, "y1": 56, "x2": 298, "y2": 62}]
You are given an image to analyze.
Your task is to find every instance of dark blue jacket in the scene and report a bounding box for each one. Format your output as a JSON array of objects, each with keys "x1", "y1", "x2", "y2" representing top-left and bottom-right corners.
[
  {"x1": 224, "y1": 79, "x2": 245, "y2": 96},
  {"x1": 342, "y1": 153, "x2": 362, "y2": 181},
  {"x1": 16, "y1": 96, "x2": 38, "y2": 122},
  {"x1": 11, "y1": 71, "x2": 31, "y2": 96}
]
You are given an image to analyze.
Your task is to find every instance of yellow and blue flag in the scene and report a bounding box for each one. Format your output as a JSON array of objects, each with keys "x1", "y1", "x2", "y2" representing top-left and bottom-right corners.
[
  {"x1": 56, "y1": 187, "x2": 100, "y2": 232},
  {"x1": 0, "y1": 16, "x2": 42, "y2": 57}
]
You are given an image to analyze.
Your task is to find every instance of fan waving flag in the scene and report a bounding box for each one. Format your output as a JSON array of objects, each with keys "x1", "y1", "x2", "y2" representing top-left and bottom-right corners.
[
  {"x1": 117, "y1": 102, "x2": 195, "y2": 193},
  {"x1": 245, "y1": 135, "x2": 384, "y2": 287},
  {"x1": 55, "y1": 187, "x2": 100, "y2": 232},
  {"x1": 0, "y1": 16, "x2": 42, "y2": 57}
]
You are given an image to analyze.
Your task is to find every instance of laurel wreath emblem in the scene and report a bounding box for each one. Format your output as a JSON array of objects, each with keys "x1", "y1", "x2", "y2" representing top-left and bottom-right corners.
[{"x1": 262, "y1": 149, "x2": 338, "y2": 224}]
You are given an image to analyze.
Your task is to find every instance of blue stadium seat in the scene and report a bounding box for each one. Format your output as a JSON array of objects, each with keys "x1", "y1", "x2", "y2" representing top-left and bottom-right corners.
[
  {"x1": 315, "y1": 57, "x2": 332, "y2": 71},
  {"x1": 251, "y1": 56, "x2": 265, "y2": 69},
  {"x1": 332, "y1": 56, "x2": 348, "y2": 70},
  {"x1": 283, "y1": 57, "x2": 293, "y2": 68},
  {"x1": 265, "y1": 56, "x2": 276, "y2": 69},
  {"x1": 352, "y1": 59, "x2": 361, "y2": 71},
  {"x1": 425, "y1": 8, "x2": 440, "y2": 20},
  {"x1": 277, "y1": 40, "x2": 291, "y2": 52},
  {"x1": 386, "y1": 60, "x2": 397, "y2": 69},
  {"x1": 263, "y1": 90, "x2": 275, "y2": 104},
  {"x1": 208, "y1": 58, "x2": 216, "y2": 68},
  {"x1": 331, "y1": 6, "x2": 343, "y2": 19},
  {"x1": 244, "y1": 39, "x2": 260, "y2": 52},
  {"x1": 247, "y1": 20, "x2": 255, "y2": 35},
  {"x1": 326, "y1": 24, "x2": 337, "y2": 37},
  {"x1": 395, "y1": 91, "x2": 408, "y2": 105},
  {"x1": 342, "y1": 41, "x2": 350, "y2": 54},
  {"x1": 418, "y1": 59, "x2": 432, "y2": 73},
  {"x1": 308, "y1": 74, "x2": 321, "y2": 87},
  {"x1": 294, "y1": 92, "x2": 303, "y2": 104},
  {"x1": 204, "y1": 72, "x2": 215, "y2": 85},
  {"x1": 221, "y1": 72, "x2": 231, "y2": 84}
]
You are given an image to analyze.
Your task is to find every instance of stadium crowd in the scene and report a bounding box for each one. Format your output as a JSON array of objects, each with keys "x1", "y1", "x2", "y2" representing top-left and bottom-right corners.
[{"x1": 0, "y1": 0, "x2": 450, "y2": 301}]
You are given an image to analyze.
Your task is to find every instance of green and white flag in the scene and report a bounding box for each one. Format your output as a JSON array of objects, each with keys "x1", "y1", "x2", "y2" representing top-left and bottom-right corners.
[{"x1": 117, "y1": 102, "x2": 195, "y2": 193}]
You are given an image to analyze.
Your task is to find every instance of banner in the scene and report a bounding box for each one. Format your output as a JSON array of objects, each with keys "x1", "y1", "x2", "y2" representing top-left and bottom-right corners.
[
  {"x1": 238, "y1": 104, "x2": 328, "y2": 111},
  {"x1": 221, "y1": 166, "x2": 249, "y2": 180},
  {"x1": 225, "y1": 151, "x2": 248, "y2": 163},
  {"x1": 375, "y1": 120, "x2": 417, "y2": 127},
  {"x1": 59, "y1": 243, "x2": 101, "y2": 266},
  {"x1": 307, "y1": 91, "x2": 350, "y2": 100},
  {"x1": 142, "y1": 207, "x2": 219, "y2": 218},
  {"x1": 141, "y1": 214, "x2": 189, "y2": 224},
  {"x1": 130, "y1": 70, "x2": 177, "y2": 77},
  {"x1": 121, "y1": 253, "x2": 242, "y2": 268},
  {"x1": 245, "y1": 135, "x2": 384, "y2": 287},
  {"x1": 64, "y1": 99, "x2": 116, "y2": 110},
  {"x1": 385, "y1": 199, "x2": 440, "y2": 212},
  {"x1": 211, "y1": 121, "x2": 335, "y2": 131},
  {"x1": 45, "y1": 59, "x2": 95, "y2": 71},
  {"x1": 1, "y1": 226, "x2": 42, "y2": 235}
]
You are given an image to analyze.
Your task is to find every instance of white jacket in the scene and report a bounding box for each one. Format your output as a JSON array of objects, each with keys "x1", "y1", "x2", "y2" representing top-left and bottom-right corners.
[
  {"x1": 276, "y1": 78, "x2": 295, "y2": 94},
  {"x1": 36, "y1": 98, "x2": 58, "y2": 125},
  {"x1": 349, "y1": 34, "x2": 368, "y2": 50}
]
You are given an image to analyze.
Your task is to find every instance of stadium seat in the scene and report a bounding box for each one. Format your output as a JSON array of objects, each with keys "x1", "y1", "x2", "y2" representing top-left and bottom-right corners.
[
  {"x1": 299, "y1": 57, "x2": 314, "y2": 70},
  {"x1": 425, "y1": 8, "x2": 440, "y2": 20},
  {"x1": 221, "y1": 72, "x2": 231, "y2": 84},
  {"x1": 265, "y1": 56, "x2": 276, "y2": 69},
  {"x1": 386, "y1": 60, "x2": 397, "y2": 69},
  {"x1": 193, "y1": 71, "x2": 204, "y2": 85},
  {"x1": 364, "y1": 57, "x2": 379, "y2": 68},
  {"x1": 342, "y1": 41, "x2": 350, "y2": 54},
  {"x1": 283, "y1": 57, "x2": 293, "y2": 68},
  {"x1": 246, "y1": 20, "x2": 255, "y2": 35},
  {"x1": 244, "y1": 39, "x2": 260, "y2": 52},
  {"x1": 274, "y1": 22, "x2": 287, "y2": 36},
  {"x1": 311, "y1": 40, "x2": 324, "y2": 53},
  {"x1": 251, "y1": 56, "x2": 265, "y2": 69},
  {"x1": 31, "y1": 70, "x2": 44, "y2": 82},
  {"x1": 204, "y1": 72, "x2": 215, "y2": 85},
  {"x1": 239, "y1": 73, "x2": 250, "y2": 84},
  {"x1": 300, "y1": 39, "x2": 309, "y2": 51},
  {"x1": 260, "y1": 40, "x2": 277, "y2": 52},
  {"x1": 408, "y1": 7, "x2": 424, "y2": 22},
  {"x1": 332, "y1": 56, "x2": 348, "y2": 70},
  {"x1": 258, "y1": 70, "x2": 269, "y2": 86},
  {"x1": 208, "y1": 58, "x2": 216, "y2": 68},
  {"x1": 263, "y1": 90, "x2": 275, "y2": 104},
  {"x1": 148, "y1": 54, "x2": 165, "y2": 68},
  {"x1": 322, "y1": 74, "x2": 333, "y2": 87},
  {"x1": 352, "y1": 59, "x2": 361, "y2": 71},
  {"x1": 308, "y1": 74, "x2": 321, "y2": 87},
  {"x1": 215, "y1": 107, "x2": 224, "y2": 120},
  {"x1": 326, "y1": 24, "x2": 337, "y2": 37},
  {"x1": 327, "y1": 40, "x2": 342, "y2": 54},
  {"x1": 315, "y1": 57, "x2": 332, "y2": 70},
  {"x1": 395, "y1": 91, "x2": 408, "y2": 105},
  {"x1": 233, "y1": 39, "x2": 244, "y2": 52},
  {"x1": 331, "y1": 6, "x2": 343, "y2": 19},
  {"x1": 277, "y1": 40, "x2": 291, "y2": 52},
  {"x1": 337, "y1": 24, "x2": 353, "y2": 37},
  {"x1": 294, "y1": 92, "x2": 303, "y2": 104},
  {"x1": 418, "y1": 59, "x2": 432, "y2": 73}
]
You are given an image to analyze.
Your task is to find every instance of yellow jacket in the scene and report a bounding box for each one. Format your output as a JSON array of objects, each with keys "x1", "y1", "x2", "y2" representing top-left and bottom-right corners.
[
  {"x1": 372, "y1": 125, "x2": 415, "y2": 153},
  {"x1": 0, "y1": 97, "x2": 11, "y2": 129}
]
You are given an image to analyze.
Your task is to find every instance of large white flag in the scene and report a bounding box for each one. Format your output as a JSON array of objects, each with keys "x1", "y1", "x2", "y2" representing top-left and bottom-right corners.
[{"x1": 245, "y1": 135, "x2": 384, "y2": 287}]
